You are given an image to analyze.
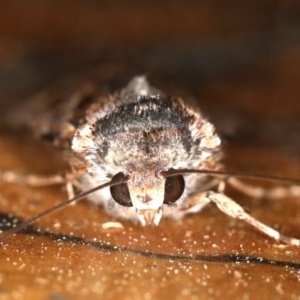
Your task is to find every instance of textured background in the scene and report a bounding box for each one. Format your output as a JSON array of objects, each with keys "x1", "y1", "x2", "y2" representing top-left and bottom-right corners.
[{"x1": 0, "y1": 1, "x2": 300, "y2": 299}]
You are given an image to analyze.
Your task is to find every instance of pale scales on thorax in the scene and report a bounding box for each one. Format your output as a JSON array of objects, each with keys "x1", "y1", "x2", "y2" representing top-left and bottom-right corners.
[{"x1": 72, "y1": 76, "x2": 222, "y2": 225}]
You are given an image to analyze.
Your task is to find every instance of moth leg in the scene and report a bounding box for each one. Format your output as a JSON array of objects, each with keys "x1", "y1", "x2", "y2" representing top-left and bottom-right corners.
[
  {"x1": 206, "y1": 191, "x2": 300, "y2": 246},
  {"x1": 0, "y1": 170, "x2": 65, "y2": 187},
  {"x1": 227, "y1": 177, "x2": 300, "y2": 199},
  {"x1": 179, "y1": 192, "x2": 210, "y2": 214},
  {"x1": 179, "y1": 179, "x2": 220, "y2": 214},
  {"x1": 0, "y1": 168, "x2": 85, "y2": 201},
  {"x1": 66, "y1": 180, "x2": 75, "y2": 200}
]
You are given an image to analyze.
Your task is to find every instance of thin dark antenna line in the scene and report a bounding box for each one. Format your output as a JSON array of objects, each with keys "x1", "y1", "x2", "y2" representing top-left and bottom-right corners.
[
  {"x1": 0, "y1": 176, "x2": 129, "y2": 241},
  {"x1": 162, "y1": 169, "x2": 300, "y2": 185}
]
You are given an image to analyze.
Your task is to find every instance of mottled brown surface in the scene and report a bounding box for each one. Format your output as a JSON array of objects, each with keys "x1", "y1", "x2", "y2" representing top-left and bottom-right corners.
[{"x1": 0, "y1": 1, "x2": 300, "y2": 300}]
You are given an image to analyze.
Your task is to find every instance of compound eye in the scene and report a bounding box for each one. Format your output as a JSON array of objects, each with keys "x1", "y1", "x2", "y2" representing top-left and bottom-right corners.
[
  {"x1": 110, "y1": 173, "x2": 132, "y2": 207},
  {"x1": 164, "y1": 175, "x2": 185, "y2": 204}
]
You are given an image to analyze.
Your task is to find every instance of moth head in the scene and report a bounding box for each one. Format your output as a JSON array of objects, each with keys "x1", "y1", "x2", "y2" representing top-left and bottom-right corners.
[{"x1": 110, "y1": 170, "x2": 185, "y2": 226}]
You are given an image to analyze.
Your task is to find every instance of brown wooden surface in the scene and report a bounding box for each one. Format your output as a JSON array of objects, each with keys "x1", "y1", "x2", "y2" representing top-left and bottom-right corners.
[{"x1": 0, "y1": 2, "x2": 300, "y2": 300}]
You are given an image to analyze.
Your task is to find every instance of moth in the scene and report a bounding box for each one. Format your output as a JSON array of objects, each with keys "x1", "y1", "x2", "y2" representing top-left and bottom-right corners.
[{"x1": 1, "y1": 76, "x2": 300, "y2": 246}]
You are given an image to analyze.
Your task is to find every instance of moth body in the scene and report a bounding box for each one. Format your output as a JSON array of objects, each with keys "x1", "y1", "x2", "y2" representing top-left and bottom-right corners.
[{"x1": 72, "y1": 77, "x2": 221, "y2": 225}]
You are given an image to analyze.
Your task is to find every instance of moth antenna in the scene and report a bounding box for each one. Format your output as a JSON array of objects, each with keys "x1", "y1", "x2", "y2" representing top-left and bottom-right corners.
[
  {"x1": 0, "y1": 174, "x2": 129, "y2": 241},
  {"x1": 162, "y1": 169, "x2": 300, "y2": 185},
  {"x1": 2, "y1": 169, "x2": 300, "y2": 241}
]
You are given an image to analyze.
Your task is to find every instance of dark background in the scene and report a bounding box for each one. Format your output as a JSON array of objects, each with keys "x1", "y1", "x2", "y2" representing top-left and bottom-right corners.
[{"x1": 1, "y1": 1, "x2": 300, "y2": 154}]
